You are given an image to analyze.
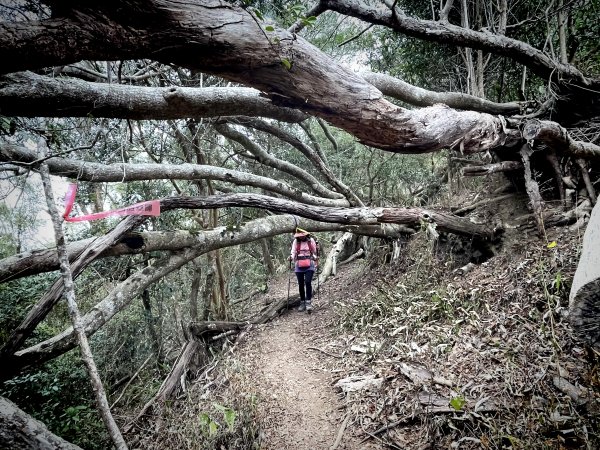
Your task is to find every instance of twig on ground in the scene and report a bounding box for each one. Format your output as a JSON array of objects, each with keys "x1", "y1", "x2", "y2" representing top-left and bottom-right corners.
[{"x1": 307, "y1": 346, "x2": 343, "y2": 359}]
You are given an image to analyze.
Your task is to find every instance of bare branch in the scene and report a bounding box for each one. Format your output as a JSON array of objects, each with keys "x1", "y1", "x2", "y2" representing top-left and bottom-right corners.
[
  {"x1": 288, "y1": 1, "x2": 327, "y2": 34},
  {"x1": 523, "y1": 119, "x2": 600, "y2": 159},
  {"x1": 363, "y1": 71, "x2": 522, "y2": 115},
  {"x1": 0, "y1": 142, "x2": 349, "y2": 207},
  {"x1": 324, "y1": 0, "x2": 590, "y2": 85},
  {"x1": 226, "y1": 118, "x2": 363, "y2": 205},
  {"x1": 214, "y1": 123, "x2": 344, "y2": 198}
]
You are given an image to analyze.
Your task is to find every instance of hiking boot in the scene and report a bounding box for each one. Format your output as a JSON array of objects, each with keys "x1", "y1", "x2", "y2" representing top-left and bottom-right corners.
[
  {"x1": 297, "y1": 301, "x2": 306, "y2": 312},
  {"x1": 305, "y1": 301, "x2": 313, "y2": 312}
]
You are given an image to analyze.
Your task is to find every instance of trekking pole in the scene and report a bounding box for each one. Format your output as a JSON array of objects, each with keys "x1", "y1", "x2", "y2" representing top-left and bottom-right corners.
[
  {"x1": 316, "y1": 240, "x2": 320, "y2": 305},
  {"x1": 286, "y1": 259, "x2": 292, "y2": 310}
]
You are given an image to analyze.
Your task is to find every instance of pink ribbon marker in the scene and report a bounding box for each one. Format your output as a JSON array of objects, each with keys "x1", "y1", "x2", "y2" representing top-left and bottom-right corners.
[{"x1": 62, "y1": 184, "x2": 160, "y2": 222}]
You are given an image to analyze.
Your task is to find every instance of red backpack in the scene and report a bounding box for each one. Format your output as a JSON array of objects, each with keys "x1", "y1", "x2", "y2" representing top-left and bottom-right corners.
[{"x1": 296, "y1": 239, "x2": 316, "y2": 268}]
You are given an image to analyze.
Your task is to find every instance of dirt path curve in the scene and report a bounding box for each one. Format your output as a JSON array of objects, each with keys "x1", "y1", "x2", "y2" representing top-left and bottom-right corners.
[{"x1": 233, "y1": 269, "x2": 379, "y2": 450}]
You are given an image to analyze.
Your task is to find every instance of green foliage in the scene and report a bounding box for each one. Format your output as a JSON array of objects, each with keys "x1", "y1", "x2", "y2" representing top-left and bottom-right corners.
[
  {"x1": 449, "y1": 396, "x2": 466, "y2": 411},
  {"x1": 0, "y1": 354, "x2": 109, "y2": 449},
  {"x1": 0, "y1": 274, "x2": 53, "y2": 346}
]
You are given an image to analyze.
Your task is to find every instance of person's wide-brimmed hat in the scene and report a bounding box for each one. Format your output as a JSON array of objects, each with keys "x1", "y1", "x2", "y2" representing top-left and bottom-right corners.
[{"x1": 294, "y1": 228, "x2": 309, "y2": 238}]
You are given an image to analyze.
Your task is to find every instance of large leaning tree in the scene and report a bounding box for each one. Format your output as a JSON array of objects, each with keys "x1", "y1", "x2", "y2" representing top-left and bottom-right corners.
[{"x1": 1, "y1": 0, "x2": 600, "y2": 446}]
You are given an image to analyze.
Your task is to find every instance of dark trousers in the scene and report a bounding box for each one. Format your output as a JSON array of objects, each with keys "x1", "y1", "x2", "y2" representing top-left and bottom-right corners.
[{"x1": 296, "y1": 270, "x2": 314, "y2": 302}]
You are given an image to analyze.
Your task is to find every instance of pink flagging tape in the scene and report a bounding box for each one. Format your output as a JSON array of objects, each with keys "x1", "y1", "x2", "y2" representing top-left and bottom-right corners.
[{"x1": 62, "y1": 184, "x2": 160, "y2": 222}]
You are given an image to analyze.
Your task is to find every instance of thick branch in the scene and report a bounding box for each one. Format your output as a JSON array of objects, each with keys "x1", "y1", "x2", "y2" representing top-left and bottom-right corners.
[
  {"x1": 523, "y1": 119, "x2": 600, "y2": 159},
  {"x1": 0, "y1": 143, "x2": 348, "y2": 207},
  {"x1": 0, "y1": 1, "x2": 514, "y2": 153},
  {"x1": 0, "y1": 72, "x2": 306, "y2": 123},
  {"x1": 0, "y1": 396, "x2": 83, "y2": 450},
  {"x1": 363, "y1": 71, "x2": 522, "y2": 115},
  {"x1": 158, "y1": 193, "x2": 497, "y2": 239}
]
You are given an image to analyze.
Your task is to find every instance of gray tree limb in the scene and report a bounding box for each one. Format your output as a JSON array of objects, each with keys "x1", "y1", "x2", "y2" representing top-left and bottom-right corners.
[
  {"x1": 523, "y1": 119, "x2": 600, "y2": 159},
  {"x1": 363, "y1": 71, "x2": 522, "y2": 115},
  {"x1": 0, "y1": 396, "x2": 83, "y2": 450},
  {"x1": 0, "y1": 72, "x2": 306, "y2": 123},
  {"x1": 0, "y1": 0, "x2": 514, "y2": 153},
  {"x1": 323, "y1": 0, "x2": 591, "y2": 86},
  {"x1": 0, "y1": 142, "x2": 349, "y2": 207},
  {"x1": 0, "y1": 222, "x2": 411, "y2": 283},
  {"x1": 225, "y1": 117, "x2": 364, "y2": 205},
  {"x1": 214, "y1": 123, "x2": 345, "y2": 198}
]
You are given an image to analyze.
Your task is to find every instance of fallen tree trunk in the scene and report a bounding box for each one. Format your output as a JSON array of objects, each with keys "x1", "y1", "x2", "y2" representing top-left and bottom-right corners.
[
  {"x1": 569, "y1": 201, "x2": 600, "y2": 349},
  {"x1": 0, "y1": 224, "x2": 411, "y2": 283},
  {"x1": 160, "y1": 194, "x2": 496, "y2": 239},
  {"x1": 0, "y1": 0, "x2": 513, "y2": 154},
  {"x1": 0, "y1": 231, "x2": 201, "y2": 283},
  {"x1": 0, "y1": 396, "x2": 83, "y2": 450},
  {"x1": 0, "y1": 71, "x2": 306, "y2": 123}
]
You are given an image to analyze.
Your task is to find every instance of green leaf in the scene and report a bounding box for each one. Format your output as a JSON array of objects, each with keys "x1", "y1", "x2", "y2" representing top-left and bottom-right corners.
[
  {"x1": 254, "y1": 9, "x2": 264, "y2": 21},
  {"x1": 265, "y1": 25, "x2": 274, "y2": 32},
  {"x1": 208, "y1": 420, "x2": 219, "y2": 437},
  {"x1": 199, "y1": 412, "x2": 210, "y2": 427},
  {"x1": 546, "y1": 241, "x2": 557, "y2": 249},
  {"x1": 224, "y1": 408, "x2": 236, "y2": 431},
  {"x1": 281, "y1": 58, "x2": 292, "y2": 70},
  {"x1": 449, "y1": 396, "x2": 466, "y2": 411}
]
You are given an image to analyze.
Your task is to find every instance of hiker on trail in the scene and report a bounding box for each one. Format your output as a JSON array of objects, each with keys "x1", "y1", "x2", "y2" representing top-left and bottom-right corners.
[{"x1": 290, "y1": 229, "x2": 318, "y2": 312}]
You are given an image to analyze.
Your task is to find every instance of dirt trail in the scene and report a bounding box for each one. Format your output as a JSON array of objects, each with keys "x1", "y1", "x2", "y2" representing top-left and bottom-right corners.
[{"x1": 233, "y1": 270, "x2": 380, "y2": 450}]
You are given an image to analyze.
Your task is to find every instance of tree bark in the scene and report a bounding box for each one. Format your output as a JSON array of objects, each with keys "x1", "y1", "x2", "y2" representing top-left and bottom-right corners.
[
  {"x1": 362, "y1": 71, "x2": 521, "y2": 114},
  {"x1": 569, "y1": 201, "x2": 600, "y2": 349},
  {"x1": 0, "y1": 0, "x2": 515, "y2": 153},
  {"x1": 0, "y1": 71, "x2": 306, "y2": 122},
  {"x1": 0, "y1": 396, "x2": 83, "y2": 450}
]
